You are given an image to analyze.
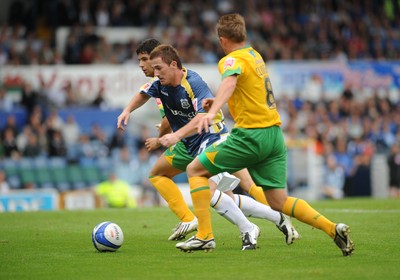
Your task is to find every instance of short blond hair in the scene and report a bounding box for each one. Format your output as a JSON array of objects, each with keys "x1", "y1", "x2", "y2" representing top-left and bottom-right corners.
[{"x1": 216, "y1": 13, "x2": 247, "y2": 43}]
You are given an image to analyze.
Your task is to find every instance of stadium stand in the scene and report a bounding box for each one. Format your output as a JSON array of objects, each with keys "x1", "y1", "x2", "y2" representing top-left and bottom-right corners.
[
  {"x1": 0, "y1": 0, "x2": 399, "y2": 199},
  {"x1": 0, "y1": 0, "x2": 399, "y2": 66}
]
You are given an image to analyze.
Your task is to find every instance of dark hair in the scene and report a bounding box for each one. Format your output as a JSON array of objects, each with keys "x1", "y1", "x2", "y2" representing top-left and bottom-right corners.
[{"x1": 136, "y1": 39, "x2": 161, "y2": 55}]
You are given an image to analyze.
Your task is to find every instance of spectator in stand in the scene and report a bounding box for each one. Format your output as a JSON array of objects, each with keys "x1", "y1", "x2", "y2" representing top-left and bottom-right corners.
[
  {"x1": 47, "y1": 130, "x2": 67, "y2": 157},
  {"x1": 301, "y1": 74, "x2": 324, "y2": 106},
  {"x1": 0, "y1": 170, "x2": 10, "y2": 194},
  {"x1": 75, "y1": 134, "x2": 96, "y2": 160},
  {"x1": 26, "y1": 106, "x2": 44, "y2": 135},
  {"x1": 20, "y1": 82, "x2": 40, "y2": 116},
  {"x1": 36, "y1": 124, "x2": 48, "y2": 156},
  {"x1": 135, "y1": 146, "x2": 160, "y2": 207},
  {"x1": 79, "y1": 43, "x2": 96, "y2": 64},
  {"x1": 1, "y1": 115, "x2": 18, "y2": 138},
  {"x1": 346, "y1": 104, "x2": 364, "y2": 140},
  {"x1": 62, "y1": 115, "x2": 80, "y2": 148},
  {"x1": 38, "y1": 40, "x2": 56, "y2": 65},
  {"x1": 113, "y1": 146, "x2": 138, "y2": 186},
  {"x1": 89, "y1": 123, "x2": 109, "y2": 158},
  {"x1": 64, "y1": 32, "x2": 81, "y2": 64},
  {"x1": 63, "y1": 81, "x2": 80, "y2": 107},
  {"x1": 321, "y1": 155, "x2": 345, "y2": 199},
  {"x1": 0, "y1": 86, "x2": 13, "y2": 112},
  {"x1": 91, "y1": 85, "x2": 108, "y2": 109},
  {"x1": 349, "y1": 152, "x2": 372, "y2": 197},
  {"x1": 199, "y1": 40, "x2": 218, "y2": 64},
  {"x1": 39, "y1": 79, "x2": 66, "y2": 109},
  {"x1": 89, "y1": 123, "x2": 107, "y2": 143},
  {"x1": 382, "y1": 117, "x2": 397, "y2": 149},
  {"x1": 94, "y1": 0, "x2": 110, "y2": 27},
  {"x1": 109, "y1": 128, "x2": 127, "y2": 151},
  {"x1": 95, "y1": 36, "x2": 114, "y2": 64},
  {"x1": 387, "y1": 143, "x2": 400, "y2": 198},
  {"x1": 16, "y1": 125, "x2": 32, "y2": 152},
  {"x1": 79, "y1": 23, "x2": 100, "y2": 52},
  {"x1": 332, "y1": 140, "x2": 353, "y2": 197},
  {"x1": 135, "y1": 124, "x2": 152, "y2": 150},
  {"x1": 45, "y1": 109, "x2": 64, "y2": 133},
  {"x1": 109, "y1": 0, "x2": 127, "y2": 27},
  {"x1": 338, "y1": 85, "x2": 354, "y2": 118},
  {"x1": 23, "y1": 132, "x2": 42, "y2": 157},
  {"x1": 0, "y1": 27, "x2": 8, "y2": 65},
  {"x1": 77, "y1": 0, "x2": 93, "y2": 25},
  {"x1": 2, "y1": 127, "x2": 19, "y2": 158}
]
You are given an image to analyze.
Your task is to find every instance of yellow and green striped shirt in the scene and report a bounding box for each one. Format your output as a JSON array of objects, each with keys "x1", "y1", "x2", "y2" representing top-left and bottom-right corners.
[{"x1": 218, "y1": 45, "x2": 281, "y2": 128}]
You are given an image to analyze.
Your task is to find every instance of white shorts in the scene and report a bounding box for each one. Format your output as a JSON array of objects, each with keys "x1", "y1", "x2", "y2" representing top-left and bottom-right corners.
[{"x1": 209, "y1": 172, "x2": 240, "y2": 192}]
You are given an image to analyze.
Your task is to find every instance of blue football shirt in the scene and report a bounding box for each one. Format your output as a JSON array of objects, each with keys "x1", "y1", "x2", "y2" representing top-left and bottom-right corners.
[{"x1": 140, "y1": 68, "x2": 227, "y2": 156}]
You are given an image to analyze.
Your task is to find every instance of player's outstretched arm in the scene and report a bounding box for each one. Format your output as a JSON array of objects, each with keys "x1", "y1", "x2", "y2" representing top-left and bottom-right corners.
[
  {"x1": 158, "y1": 113, "x2": 204, "y2": 147},
  {"x1": 117, "y1": 93, "x2": 151, "y2": 130},
  {"x1": 202, "y1": 98, "x2": 214, "y2": 112},
  {"x1": 198, "y1": 75, "x2": 237, "y2": 133}
]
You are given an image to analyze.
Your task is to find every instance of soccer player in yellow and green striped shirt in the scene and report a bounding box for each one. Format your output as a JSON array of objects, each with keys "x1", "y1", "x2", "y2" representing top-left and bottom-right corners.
[{"x1": 184, "y1": 13, "x2": 354, "y2": 256}]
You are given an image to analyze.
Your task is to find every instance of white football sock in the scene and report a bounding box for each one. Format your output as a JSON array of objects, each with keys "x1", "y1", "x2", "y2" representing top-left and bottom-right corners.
[
  {"x1": 234, "y1": 194, "x2": 281, "y2": 225},
  {"x1": 210, "y1": 190, "x2": 253, "y2": 233}
]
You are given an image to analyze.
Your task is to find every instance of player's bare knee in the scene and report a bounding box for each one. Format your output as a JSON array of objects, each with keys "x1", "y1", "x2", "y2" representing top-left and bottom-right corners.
[{"x1": 186, "y1": 160, "x2": 209, "y2": 177}]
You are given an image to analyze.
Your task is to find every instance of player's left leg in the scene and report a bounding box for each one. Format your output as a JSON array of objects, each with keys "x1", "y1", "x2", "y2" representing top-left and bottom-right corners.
[
  {"x1": 149, "y1": 144, "x2": 197, "y2": 241},
  {"x1": 233, "y1": 169, "x2": 268, "y2": 205},
  {"x1": 233, "y1": 193, "x2": 299, "y2": 245},
  {"x1": 231, "y1": 169, "x2": 300, "y2": 244}
]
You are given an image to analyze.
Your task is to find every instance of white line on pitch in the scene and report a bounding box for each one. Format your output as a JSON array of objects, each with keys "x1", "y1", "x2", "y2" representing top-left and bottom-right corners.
[{"x1": 321, "y1": 209, "x2": 400, "y2": 213}]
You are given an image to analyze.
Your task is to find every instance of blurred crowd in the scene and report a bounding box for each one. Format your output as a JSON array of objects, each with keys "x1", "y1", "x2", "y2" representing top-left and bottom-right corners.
[
  {"x1": 277, "y1": 87, "x2": 400, "y2": 198},
  {"x1": 1, "y1": 0, "x2": 400, "y2": 200},
  {"x1": 0, "y1": 91, "x2": 165, "y2": 204},
  {"x1": 1, "y1": 80, "x2": 400, "y2": 199},
  {"x1": 0, "y1": 0, "x2": 400, "y2": 66}
]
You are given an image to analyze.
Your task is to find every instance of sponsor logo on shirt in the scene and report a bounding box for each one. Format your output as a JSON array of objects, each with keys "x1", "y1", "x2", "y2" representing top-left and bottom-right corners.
[
  {"x1": 168, "y1": 107, "x2": 196, "y2": 119},
  {"x1": 181, "y1": 99, "x2": 190, "y2": 109},
  {"x1": 223, "y1": 57, "x2": 235, "y2": 70}
]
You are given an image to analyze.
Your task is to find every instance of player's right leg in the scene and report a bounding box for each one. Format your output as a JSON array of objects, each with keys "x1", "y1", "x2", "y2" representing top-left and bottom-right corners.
[
  {"x1": 267, "y1": 189, "x2": 354, "y2": 256},
  {"x1": 148, "y1": 143, "x2": 197, "y2": 241},
  {"x1": 251, "y1": 126, "x2": 354, "y2": 256},
  {"x1": 177, "y1": 158, "x2": 215, "y2": 252},
  {"x1": 198, "y1": 127, "x2": 354, "y2": 256},
  {"x1": 209, "y1": 175, "x2": 260, "y2": 250}
]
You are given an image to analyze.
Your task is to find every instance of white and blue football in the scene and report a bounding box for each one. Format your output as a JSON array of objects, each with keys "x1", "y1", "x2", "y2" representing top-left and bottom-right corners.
[{"x1": 92, "y1": 222, "x2": 124, "y2": 252}]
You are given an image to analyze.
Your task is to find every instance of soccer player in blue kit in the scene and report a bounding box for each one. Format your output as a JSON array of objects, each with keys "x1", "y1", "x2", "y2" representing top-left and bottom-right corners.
[{"x1": 117, "y1": 41, "x2": 299, "y2": 250}]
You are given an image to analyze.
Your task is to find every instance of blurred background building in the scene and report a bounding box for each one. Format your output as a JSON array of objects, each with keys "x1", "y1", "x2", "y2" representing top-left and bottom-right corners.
[{"x1": 0, "y1": 0, "x2": 399, "y2": 210}]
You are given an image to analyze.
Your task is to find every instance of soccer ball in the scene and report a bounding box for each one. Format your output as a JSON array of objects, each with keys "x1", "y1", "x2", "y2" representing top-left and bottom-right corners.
[{"x1": 92, "y1": 221, "x2": 124, "y2": 252}]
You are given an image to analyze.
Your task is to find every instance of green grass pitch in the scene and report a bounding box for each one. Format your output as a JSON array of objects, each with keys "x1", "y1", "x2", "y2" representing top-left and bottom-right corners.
[{"x1": 1, "y1": 198, "x2": 399, "y2": 280}]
